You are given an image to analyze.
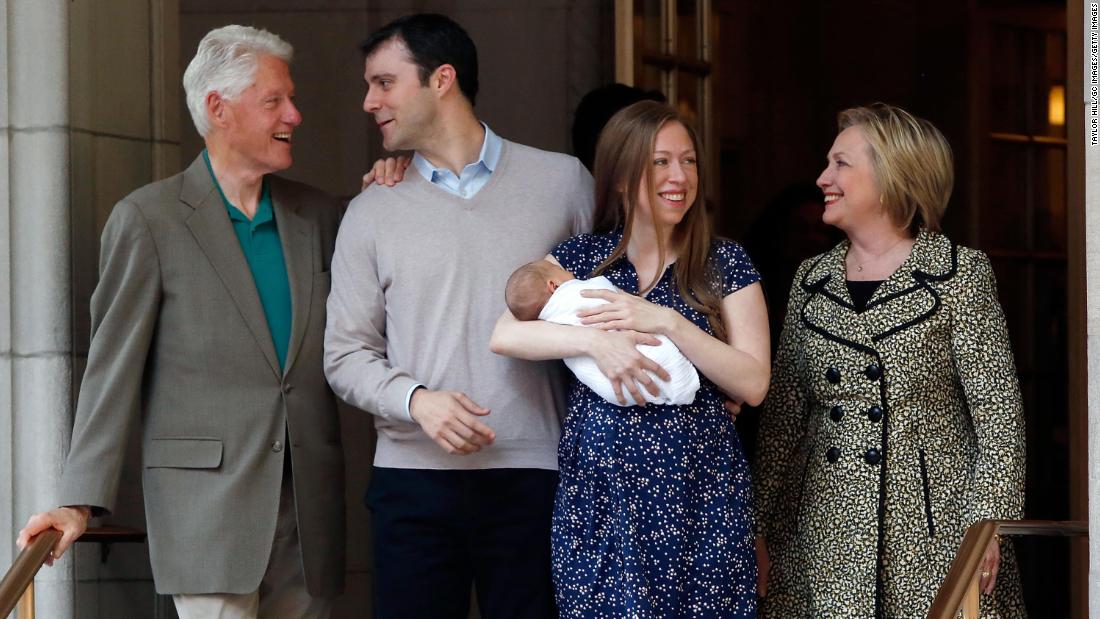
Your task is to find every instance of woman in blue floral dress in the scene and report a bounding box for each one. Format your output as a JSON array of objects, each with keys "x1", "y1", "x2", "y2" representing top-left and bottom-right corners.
[{"x1": 491, "y1": 101, "x2": 770, "y2": 618}]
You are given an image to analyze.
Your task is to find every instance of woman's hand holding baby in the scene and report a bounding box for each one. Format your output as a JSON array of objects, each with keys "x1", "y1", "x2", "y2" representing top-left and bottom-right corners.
[
  {"x1": 577, "y1": 289, "x2": 681, "y2": 336},
  {"x1": 584, "y1": 329, "x2": 670, "y2": 405}
]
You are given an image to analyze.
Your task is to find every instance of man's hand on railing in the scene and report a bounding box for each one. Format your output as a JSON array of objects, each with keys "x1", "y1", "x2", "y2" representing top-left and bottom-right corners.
[
  {"x1": 978, "y1": 537, "x2": 1000, "y2": 595},
  {"x1": 16, "y1": 506, "x2": 91, "y2": 566}
]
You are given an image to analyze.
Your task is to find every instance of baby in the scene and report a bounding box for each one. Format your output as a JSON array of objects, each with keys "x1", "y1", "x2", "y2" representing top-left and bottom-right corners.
[{"x1": 505, "y1": 259, "x2": 700, "y2": 407}]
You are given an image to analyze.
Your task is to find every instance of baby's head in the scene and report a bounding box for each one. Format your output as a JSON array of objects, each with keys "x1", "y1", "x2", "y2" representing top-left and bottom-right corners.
[{"x1": 505, "y1": 260, "x2": 575, "y2": 320}]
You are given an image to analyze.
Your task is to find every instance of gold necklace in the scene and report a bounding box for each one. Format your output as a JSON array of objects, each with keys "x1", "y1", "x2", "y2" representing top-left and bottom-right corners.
[{"x1": 849, "y1": 238, "x2": 909, "y2": 273}]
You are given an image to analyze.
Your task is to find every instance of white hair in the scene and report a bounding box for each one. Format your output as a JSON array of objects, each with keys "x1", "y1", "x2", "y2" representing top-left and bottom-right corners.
[{"x1": 182, "y1": 25, "x2": 293, "y2": 137}]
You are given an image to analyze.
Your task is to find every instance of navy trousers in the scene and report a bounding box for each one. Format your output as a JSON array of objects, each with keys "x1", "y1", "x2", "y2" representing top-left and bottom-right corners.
[{"x1": 366, "y1": 467, "x2": 559, "y2": 619}]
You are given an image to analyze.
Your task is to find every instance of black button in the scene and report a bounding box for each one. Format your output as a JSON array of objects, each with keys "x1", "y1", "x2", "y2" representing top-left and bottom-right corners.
[
  {"x1": 864, "y1": 447, "x2": 881, "y2": 465},
  {"x1": 281, "y1": 383, "x2": 293, "y2": 395},
  {"x1": 826, "y1": 446, "x2": 841, "y2": 463},
  {"x1": 865, "y1": 363, "x2": 882, "y2": 381},
  {"x1": 867, "y1": 406, "x2": 883, "y2": 422},
  {"x1": 825, "y1": 366, "x2": 841, "y2": 384},
  {"x1": 830, "y1": 405, "x2": 844, "y2": 422}
]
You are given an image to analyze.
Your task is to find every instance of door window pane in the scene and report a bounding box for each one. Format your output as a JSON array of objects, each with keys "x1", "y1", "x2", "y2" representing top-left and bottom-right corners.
[
  {"x1": 989, "y1": 25, "x2": 1029, "y2": 135},
  {"x1": 635, "y1": 0, "x2": 665, "y2": 54},
  {"x1": 1036, "y1": 146, "x2": 1066, "y2": 252},
  {"x1": 676, "y1": 0, "x2": 700, "y2": 60},
  {"x1": 983, "y1": 141, "x2": 1029, "y2": 250},
  {"x1": 677, "y1": 70, "x2": 701, "y2": 126}
]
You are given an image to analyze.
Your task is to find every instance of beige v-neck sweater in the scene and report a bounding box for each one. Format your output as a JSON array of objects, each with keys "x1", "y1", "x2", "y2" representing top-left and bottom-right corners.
[{"x1": 325, "y1": 140, "x2": 594, "y2": 470}]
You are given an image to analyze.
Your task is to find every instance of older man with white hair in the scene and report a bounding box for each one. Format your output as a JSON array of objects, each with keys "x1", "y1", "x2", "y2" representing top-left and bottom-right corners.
[{"x1": 17, "y1": 25, "x2": 345, "y2": 618}]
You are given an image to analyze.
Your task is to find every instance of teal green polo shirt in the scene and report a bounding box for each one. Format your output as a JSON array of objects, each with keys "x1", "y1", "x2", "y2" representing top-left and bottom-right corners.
[{"x1": 203, "y1": 150, "x2": 292, "y2": 370}]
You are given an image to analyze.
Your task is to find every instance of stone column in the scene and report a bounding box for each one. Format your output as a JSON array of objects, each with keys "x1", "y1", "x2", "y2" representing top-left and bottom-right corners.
[
  {"x1": 6, "y1": 0, "x2": 75, "y2": 617},
  {"x1": 68, "y1": 0, "x2": 182, "y2": 614},
  {"x1": 0, "y1": 0, "x2": 11, "y2": 590},
  {"x1": 0, "y1": 0, "x2": 181, "y2": 614}
]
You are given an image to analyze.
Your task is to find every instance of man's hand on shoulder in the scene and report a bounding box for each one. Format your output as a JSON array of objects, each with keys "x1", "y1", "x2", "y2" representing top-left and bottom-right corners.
[
  {"x1": 362, "y1": 155, "x2": 412, "y2": 190},
  {"x1": 409, "y1": 388, "x2": 495, "y2": 455},
  {"x1": 17, "y1": 505, "x2": 91, "y2": 566}
]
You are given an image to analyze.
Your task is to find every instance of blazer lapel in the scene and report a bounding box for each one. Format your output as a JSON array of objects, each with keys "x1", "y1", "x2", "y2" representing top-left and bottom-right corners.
[
  {"x1": 180, "y1": 156, "x2": 281, "y2": 377},
  {"x1": 799, "y1": 231, "x2": 958, "y2": 354},
  {"x1": 271, "y1": 179, "x2": 314, "y2": 376},
  {"x1": 860, "y1": 230, "x2": 956, "y2": 344},
  {"x1": 799, "y1": 242, "x2": 877, "y2": 355}
]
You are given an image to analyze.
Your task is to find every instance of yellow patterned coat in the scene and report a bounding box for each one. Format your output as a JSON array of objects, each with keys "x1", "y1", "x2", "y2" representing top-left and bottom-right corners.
[{"x1": 754, "y1": 231, "x2": 1027, "y2": 618}]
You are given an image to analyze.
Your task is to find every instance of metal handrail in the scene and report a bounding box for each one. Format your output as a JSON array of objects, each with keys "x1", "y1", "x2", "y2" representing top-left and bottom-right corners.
[
  {"x1": 0, "y1": 525, "x2": 147, "y2": 618},
  {"x1": 0, "y1": 529, "x2": 60, "y2": 618},
  {"x1": 928, "y1": 519, "x2": 1087, "y2": 619}
]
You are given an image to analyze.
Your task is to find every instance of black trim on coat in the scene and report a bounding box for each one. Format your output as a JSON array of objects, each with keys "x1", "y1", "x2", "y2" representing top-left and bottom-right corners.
[
  {"x1": 799, "y1": 239, "x2": 961, "y2": 346},
  {"x1": 818, "y1": 286, "x2": 855, "y2": 310},
  {"x1": 919, "y1": 448, "x2": 935, "y2": 537},
  {"x1": 871, "y1": 242, "x2": 959, "y2": 343},
  {"x1": 799, "y1": 275, "x2": 878, "y2": 357},
  {"x1": 862, "y1": 239, "x2": 958, "y2": 310},
  {"x1": 799, "y1": 284, "x2": 890, "y2": 617},
  {"x1": 873, "y1": 352, "x2": 889, "y2": 619}
]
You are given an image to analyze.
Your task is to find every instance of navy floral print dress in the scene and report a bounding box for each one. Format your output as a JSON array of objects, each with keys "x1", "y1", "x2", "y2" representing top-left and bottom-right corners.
[{"x1": 550, "y1": 229, "x2": 760, "y2": 618}]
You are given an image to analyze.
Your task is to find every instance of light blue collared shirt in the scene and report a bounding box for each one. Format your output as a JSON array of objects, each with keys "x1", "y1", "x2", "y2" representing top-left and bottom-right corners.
[
  {"x1": 410, "y1": 123, "x2": 502, "y2": 199},
  {"x1": 403, "y1": 123, "x2": 503, "y2": 420}
]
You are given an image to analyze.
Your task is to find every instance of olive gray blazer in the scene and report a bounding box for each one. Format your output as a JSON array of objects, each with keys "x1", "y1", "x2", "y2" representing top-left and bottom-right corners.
[{"x1": 58, "y1": 155, "x2": 345, "y2": 596}]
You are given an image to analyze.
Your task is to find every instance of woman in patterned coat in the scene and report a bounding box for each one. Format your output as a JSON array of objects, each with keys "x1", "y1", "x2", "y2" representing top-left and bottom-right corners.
[{"x1": 753, "y1": 103, "x2": 1027, "y2": 617}]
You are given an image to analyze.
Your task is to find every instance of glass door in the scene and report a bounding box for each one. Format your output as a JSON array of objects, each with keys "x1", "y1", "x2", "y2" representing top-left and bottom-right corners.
[{"x1": 615, "y1": 0, "x2": 715, "y2": 200}]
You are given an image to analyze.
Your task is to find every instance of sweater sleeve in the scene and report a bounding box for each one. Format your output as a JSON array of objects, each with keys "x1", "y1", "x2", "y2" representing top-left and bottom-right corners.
[
  {"x1": 323, "y1": 200, "x2": 420, "y2": 422},
  {"x1": 569, "y1": 158, "x2": 595, "y2": 235}
]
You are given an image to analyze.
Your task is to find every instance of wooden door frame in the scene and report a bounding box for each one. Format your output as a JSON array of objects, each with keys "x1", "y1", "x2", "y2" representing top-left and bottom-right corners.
[
  {"x1": 966, "y1": 2, "x2": 1084, "y2": 614},
  {"x1": 614, "y1": 0, "x2": 717, "y2": 204},
  {"x1": 1066, "y1": 1, "x2": 1085, "y2": 616}
]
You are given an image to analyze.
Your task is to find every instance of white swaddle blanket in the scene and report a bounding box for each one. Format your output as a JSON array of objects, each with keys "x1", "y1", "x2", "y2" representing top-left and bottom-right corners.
[{"x1": 538, "y1": 276, "x2": 700, "y2": 407}]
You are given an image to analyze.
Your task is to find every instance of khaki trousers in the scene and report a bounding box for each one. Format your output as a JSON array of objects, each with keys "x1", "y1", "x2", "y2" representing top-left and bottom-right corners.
[{"x1": 173, "y1": 475, "x2": 330, "y2": 619}]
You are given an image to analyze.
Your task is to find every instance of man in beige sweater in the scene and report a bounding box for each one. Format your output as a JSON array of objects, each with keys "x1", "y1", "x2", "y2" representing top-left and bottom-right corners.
[{"x1": 324, "y1": 13, "x2": 592, "y2": 619}]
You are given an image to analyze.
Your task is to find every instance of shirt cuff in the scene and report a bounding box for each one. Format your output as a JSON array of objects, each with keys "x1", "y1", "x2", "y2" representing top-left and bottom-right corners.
[{"x1": 404, "y1": 383, "x2": 425, "y2": 422}]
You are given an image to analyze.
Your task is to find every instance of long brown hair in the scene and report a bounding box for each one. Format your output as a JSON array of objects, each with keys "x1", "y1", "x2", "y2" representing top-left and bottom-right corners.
[{"x1": 590, "y1": 100, "x2": 726, "y2": 340}]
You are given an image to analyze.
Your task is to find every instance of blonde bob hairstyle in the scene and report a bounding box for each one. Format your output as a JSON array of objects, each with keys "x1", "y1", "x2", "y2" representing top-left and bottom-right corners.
[{"x1": 837, "y1": 103, "x2": 954, "y2": 233}]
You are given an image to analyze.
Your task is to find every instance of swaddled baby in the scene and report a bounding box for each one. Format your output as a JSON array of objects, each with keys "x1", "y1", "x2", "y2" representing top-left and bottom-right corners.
[{"x1": 504, "y1": 259, "x2": 700, "y2": 407}]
